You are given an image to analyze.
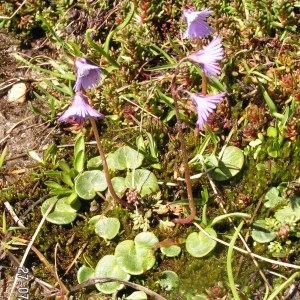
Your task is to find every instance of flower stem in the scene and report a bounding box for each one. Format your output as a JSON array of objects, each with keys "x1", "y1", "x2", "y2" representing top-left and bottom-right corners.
[
  {"x1": 90, "y1": 118, "x2": 134, "y2": 209},
  {"x1": 202, "y1": 72, "x2": 207, "y2": 96},
  {"x1": 171, "y1": 69, "x2": 196, "y2": 224}
]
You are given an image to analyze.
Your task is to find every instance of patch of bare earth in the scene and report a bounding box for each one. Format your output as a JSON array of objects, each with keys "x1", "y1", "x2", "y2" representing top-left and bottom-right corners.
[
  {"x1": 0, "y1": 29, "x2": 57, "y2": 184},
  {"x1": 0, "y1": 29, "x2": 58, "y2": 298}
]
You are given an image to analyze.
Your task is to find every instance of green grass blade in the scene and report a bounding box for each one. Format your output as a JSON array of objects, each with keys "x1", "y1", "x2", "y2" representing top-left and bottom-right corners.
[
  {"x1": 0, "y1": 146, "x2": 7, "y2": 169},
  {"x1": 227, "y1": 221, "x2": 244, "y2": 300},
  {"x1": 104, "y1": 2, "x2": 135, "y2": 53},
  {"x1": 259, "y1": 82, "x2": 277, "y2": 115},
  {"x1": 85, "y1": 29, "x2": 119, "y2": 69},
  {"x1": 13, "y1": 54, "x2": 74, "y2": 80},
  {"x1": 267, "y1": 272, "x2": 299, "y2": 300}
]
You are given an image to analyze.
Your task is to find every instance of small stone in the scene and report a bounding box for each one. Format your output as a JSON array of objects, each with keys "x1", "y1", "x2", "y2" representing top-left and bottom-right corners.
[{"x1": 7, "y1": 82, "x2": 27, "y2": 103}]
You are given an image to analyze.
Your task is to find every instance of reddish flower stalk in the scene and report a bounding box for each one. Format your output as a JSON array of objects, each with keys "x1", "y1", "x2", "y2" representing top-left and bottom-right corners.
[
  {"x1": 90, "y1": 119, "x2": 134, "y2": 210},
  {"x1": 171, "y1": 69, "x2": 196, "y2": 224}
]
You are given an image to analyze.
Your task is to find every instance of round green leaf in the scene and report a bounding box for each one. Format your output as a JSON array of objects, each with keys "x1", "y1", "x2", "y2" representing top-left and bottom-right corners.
[
  {"x1": 112, "y1": 146, "x2": 144, "y2": 170},
  {"x1": 75, "y1": 170, "x2": 107, "y2": 200},
  {"x1": 275, "y1": 203, "x2": 300, "y2": 223},
  {"x1": 125, "y1": 169, "x2": 159, "y2": 196},
  {"x1": 186, "y1": 228, "x2": 217, "y2": 258},
  {"x1": 251, "y1": 220, "x2": 276, "y2": 243},
  {"x1": 264, "y1": 187, "x2": 284, "y2": 208},
  {"x1": 87, "y1": 153, "x2": 116, "y2": 170},
  {"x1": 161, "y1": 245, "x2": 181, "y2": 257},
  {"x1": 105, "y1": 152, "x2": 118, "y2": 171},
  {"x1": 110, "y1": 177, "x2": 126, "y2": 195},
  {"x1": 134, "y1": 232, "x2": 159, "y2": 249},
  {"x1": 41, "y1": 197, "x2": 79, "y2": 225},
  {"x1": 95, "y1": 255, "x2": 130, "y2": 294},
  {"x1": 267, "y1": 126, "x2": 277, "y2": 138},
  {"x1": 209, "y1": 146, "x2": 244, "y2": 181},
  {"x1": 158, "y1": 270, "x2": 179, "y2": 291},
  {"x1": 77, "y1": 265, "x2": 95, "y2": 284},
  {"x1": 87, "y1": 156, "x2": 102, "y2": 169},
  {"x1": 95, "y1": 217, "x2": 120, "y2": 240},
  {"x1": 88, "y1": 215, "x2": 102, "y2": 227},
  {"x1": 115, "y1": 239, "x2": 156, "y2": 275},
  {"x1": 55, "y1": 196, "x2": 80, "y2": 213}
]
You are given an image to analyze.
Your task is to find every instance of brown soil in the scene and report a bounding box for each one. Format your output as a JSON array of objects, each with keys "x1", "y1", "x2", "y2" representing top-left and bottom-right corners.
[{"x1": 0, "y1": 29, "x2": 57, "y2": 185}]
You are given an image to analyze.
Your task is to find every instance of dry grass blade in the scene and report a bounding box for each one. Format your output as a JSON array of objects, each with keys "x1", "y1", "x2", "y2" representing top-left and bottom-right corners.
[{"x1": 8, "y1": 197, "x2": 59, "y2": 299}]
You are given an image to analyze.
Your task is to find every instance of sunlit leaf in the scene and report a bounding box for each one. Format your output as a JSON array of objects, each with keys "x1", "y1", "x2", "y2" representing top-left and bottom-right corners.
[
  {"x1": 95, "y1": 255, "x2": 130, "y2": 294},
  {"x1": 95, "y1": 217, "x2": 120, "y2": 240},
  {"x1": 186, "y1": 228, "x2": 217, "y2": 257},
  {"x1": 125, "y1": 169, "x2": 159, "y2": 196},
  {"x1": 75, "y1": 170, "x2": 107, "y2": 200}
]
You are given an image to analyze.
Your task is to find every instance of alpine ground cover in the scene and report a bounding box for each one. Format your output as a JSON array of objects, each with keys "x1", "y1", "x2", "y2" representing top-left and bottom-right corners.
[{"x1": 0, "y1": 0, "x2": 300, "y2": 299}]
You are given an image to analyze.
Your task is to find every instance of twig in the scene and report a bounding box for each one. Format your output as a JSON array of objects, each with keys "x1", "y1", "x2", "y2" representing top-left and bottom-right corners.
[
  {"x1": 3, "y1": 202, "x2": 26, "y2": 228},
  {"x1": 15, "y1": 237, "x2": 68, "y2": 292},
  {"x1": 235, "y1": 192, "x2": 266, "y2": 279},
  {"x1": 201, "y1": 156, "x2": 273, "y2": 291},
  {"x1": 0, "y1": 0, "x2": 28, "y2": 20},
  {"x1": 54, "y1": 243, "x2": 68, "y2": 296},
  {"x1": 63, "y1": 243, "x2": 88, "y2": 276},
  {"x1": 8, "y1": 197, "x2": 58, "y2": 299}
]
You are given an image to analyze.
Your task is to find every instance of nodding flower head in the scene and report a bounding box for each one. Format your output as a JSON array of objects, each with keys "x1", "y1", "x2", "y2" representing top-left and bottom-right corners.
[
  {"x1": 73, "y1": 57, "x2": 102, "y2": 92},
  {"x1": 58, "y1": 91, "x2": 104, "y2": 126},
  {"x1": 183, "y1": 9, "x2": 214, "y2": 39},
  {"x1": 187, "y1": 91, "x2": 226, "y2": 130},
  {"x1": 187, "y1": 35, "x2": 224, "y2": 78}
]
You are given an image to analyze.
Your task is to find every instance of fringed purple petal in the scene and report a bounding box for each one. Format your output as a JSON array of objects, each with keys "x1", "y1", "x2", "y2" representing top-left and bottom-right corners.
[
  {"x1": 183, "y1": 9, "x2": 214, "y2": 39},
  {"x1": 58, "y1": 92, "x2": 104, "y2": 124},
  {"x1": 187, "y1": 35, "x2": 224, "y2": 78},
  {"x1": 73, "y1": 57, "x2": 102, "y2": 92},
  {"x1": 188, "y1": 92, "x2": 226, "y2": 130}
]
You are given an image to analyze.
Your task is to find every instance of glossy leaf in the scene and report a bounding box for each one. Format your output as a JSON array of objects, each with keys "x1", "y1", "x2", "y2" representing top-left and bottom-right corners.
[
  {"x1": 75, "y1": 170, "x2": 107, "y2": 200},
  {"x1": 209, "y1": 146, "x2": 244, "y2": 181},
  {"x1": 95, "y1": 255, "x2": 130, "y2": 294},
  {"x1": 158, "y1": 270, "x2": 179, "y2": 291},
  {"x1": 95, "y1": 217, "x2": 120, "y2": 240},
  {"x1": 112, "y1": 146, "x2": 144, "y2": 170},
  {"x1": 125, "y1": 169, "x2": 159, "y2": 196},
  {"x1": 251, "y1": 220, "x2": 276, "y2": 243},
  {"x1": 186, "y1": 228, "x2": 217, "y2": 257},
  {"x1": 77, "y1": 265, "x2": 95, "y2": 284}
]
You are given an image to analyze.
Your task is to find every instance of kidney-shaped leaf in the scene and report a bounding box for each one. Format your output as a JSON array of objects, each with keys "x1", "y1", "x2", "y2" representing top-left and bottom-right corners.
[
  {"x1": 251, "y1": 220, "x2": 276, "y2": 243},
  {"x1": 186, "y1": 228, "x2": 217, "y2": 257},
  {"x1": 209, "y1": 146, "x2": 244, "y2": 181},
  {"x1": 161, "y1": 245, "x2": 181, "y2": 257},
  {"x1": 275, "y1": 203, "x2": 300, "y2": 223},
  {"x1": 115, "y1": 239, "x2": 156, "y2": 275},
  {"x1": 95, "y1": 217, "x2": 120, "y2": 240},
  {"x1": 125, "y1": 169, "x2": 159, "y2": 196},
  {"x1": 112, "y1": 146, "x2": 144, "y2": 170},
  {"x1": 75, "y1": 170, "x2": 107, "y2": 200},
  {"x1": 77, "y1": 265, "x2": 95, "y2": 284},
  {"x1": 41, "y1": 196, "x2": 80, "y2": 225},
  {"x1": 95, "y1": 255, "x2": 130, "y2": 294},
  {"x1": 158, "y1": 270, "x2": 179, "y2": 291},
  {"x1": 134, "y1": 232, "x2": 159, "y2": 249}
]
